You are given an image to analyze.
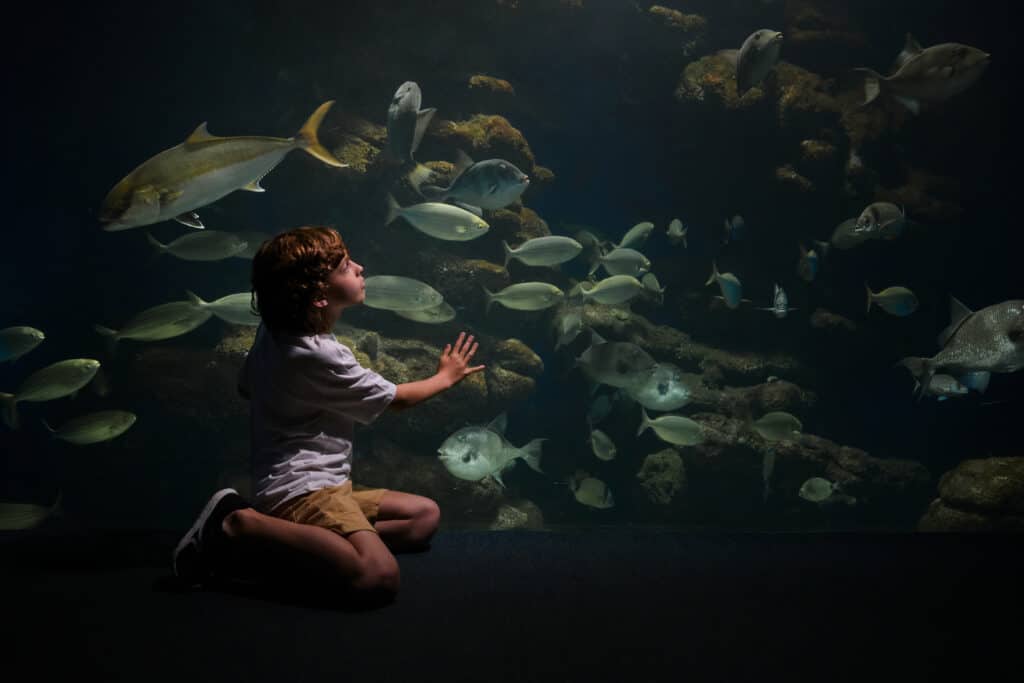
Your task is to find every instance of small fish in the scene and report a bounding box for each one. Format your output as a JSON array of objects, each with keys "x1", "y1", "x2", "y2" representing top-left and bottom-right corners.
[
  {"x1": 101, "y1": 101, "x2": 345, "y2": 231},
  {"x1": 589, "y1": 247, "x2": 651, "y2": 278},
  {"x1": 757, "y1": 283, "x2": 798, "y2": 319},
  {"x1": 666, "y1": 219, "x2": 688, "y2": 247},
  {"x1": 186, "y1": 291, "x2": 261, "y2": 326},
  {"x1": 704, "y1": 261, "x2": 743, "y2": 309},
  {"x1": 590, "y1": 429, "x2": 617, "y2": 461},
  {"x1": 385, "y1": 81, "x2": 437, "y2": 165},
  {"x1": 616, "y1": 222, "x2": 655, "y2": 251},
  {"x1": 641, "y1": 272, "x2": 666, "y2": 302},
  {"x1": 752, "y1": 412, "x2": 802, "y2": 442},
  {"x1": 900, "y1": 297, "x2": 1024, "y2": 398},
  {"x1": 146, "y1": 231, "x2": 248, "y2": 261},
  {"x1": 830, "y1": 217, "x2": 872, "y2": 250},
  {"x1": 0, "y1": 359, "x2": 101, "y2": 429},
  {"x1": 364, "y1": 275, "x2": 444, "y2": 312},
  {"x1": 385, "y1": 195, "x2": 490, "y2": 242},
  {"x1": 419, "y1": 149, "x2": 530, "y2": 212},
  {"x1": 798, "y1": 477, "x2": 837, "y2": 503},
  {"x1": 623, "y1": 362, "x2": 694, "y2": 412},
  {"x1": 797, "y1": 244, "x2": 819, "y2": 282},
  {"x1": 43, "y1": 410, "x2": 137, "y2": 446},
  {"x1": 0, "y1": 326, "x2": 45, "y2": 363},
  {"x1": 576, "y1": 275, "x2": 645, "y2": 305},
  {"x1": 576, "y1": 330, "x2": 657, "y2": 391},
  {"x1": 437, "y1": 413, "x2": 545, "y2": 488},
  {"x1": 718, "y1": 29, "x2": 784, "y2": 96},
  {"x1": 853, "y1": 37, "x2": 990, "y2": 115},
  {"x1": 721, "y1": 215, "x2": 745, "y2": 244},
  {"x1": 0, "y1": 491, "x2": 63, "y2": 531},
  {"x1": 568, "y1": 471, "x2": 615, "y2": 509},
  {"x1": 393, "y1": 301, "x2": 457, "y2": 324},
  {"x1": 483, "y1": 282, "x2": 564, "y2": 313},
  {"x1": 854, "y1": 202, "x2": 906, "y2": 240},
  {"x1": 866, "y1": 284, "x2": 919, "y2": 317},
  {"x1": 94, "y1": 301, "x2": 214, "y2": 347},
  {"x1": 960, "y1": 371, "x2": 991, "y2": 394},
  {"x1": 553, "y1": 306, "x2": 586, "y2": 350},
  {"x1": 503, "y1": 236, "x2": 583, "y2": 267},
  {"x1": 636, "y1": 407, "x2": 704, "y2": 446}
]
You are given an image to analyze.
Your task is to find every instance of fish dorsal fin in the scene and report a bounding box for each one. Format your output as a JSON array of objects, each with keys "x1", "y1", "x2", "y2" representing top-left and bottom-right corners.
[
  {"x1": 185, "y1": 122, "x2": 218, "y2": 145},
  {"x1": 453, "y1": 148, "x2": 475, "y2": 175},
  {"x1": 487, "y1": 412, "x2": 508, "y2": 436},
  {"x1": 937, "y1": 296, "x2": 974, "y2": 347},
  {"x1": 589, "y1": 328, "x2": 607, "y2": 346},
  {"x1": 904, "y1": 33, "x2": 924, "y2": 57},
  {"x1": 411, "y1": 108, "x2": 436, "y2": 155}
]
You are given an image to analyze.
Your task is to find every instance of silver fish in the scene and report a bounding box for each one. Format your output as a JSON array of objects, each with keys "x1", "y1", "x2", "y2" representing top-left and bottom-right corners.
[
  {"x1": 623, "y1": 363, "x2": 695, "y2": 411},
  {"x1": 854, "y1": 202, "x2": 906, "y2": 240},
  {"x1": 385, "y1": 81, "x2": 436, "y2": 165},
  {"x1": 718, "y1": 29, "x2": 784, "y2": 96},
  {"x1": 94, "y1": 302, "x2": 214, "y2": 344},
  {"x1": 503, "y1": 236, "x2": 583, "y2": 267},
  {"x1": 590, "y1": 247, "x2": 651, "y2": 278},
  {"x1": 576, "y1": 330, "x2": 656, "y2": 391},
  {"x1": 866, "y1": 285, "x2": 919, "y2": 317},
  {"x1": 0, "y1": 491, "x2": 63, "y2": 531},
  {"x1": 385, "y1": 195, "x2": 490, "y2": 242},
  {"x1": 575, "y1": 275, "x2": 645, "y2": 305},
  {"x1": 364, "y1": 275, "x2": 444, "y2": 312},
  {"x1": 437, "y1": 413, "x2": 544, "y2": 488},
  {"x1": 43, "y1": 410, "x2": 137, "y2": 446},
  {"x1": 901, "y1": 297, "x2": 1024, "y2": 397},
  {"x1": 830, "y1": 217, "x2": 872, "y2": 250},
  {"x1": 797, "y1": 244, "x2": 819, "y2": 283},
  {"x1": 616, "y1": 222, "x2": 655, "y2": 251},
  {"x1": 667, "y1": 219, "x2": 688, "y2": 247},
  {"x1": 853, "y1": 38, "x2": 990, "y2": 115},
  {"x1": 757, "y1": 283, "x2": 798, "y2": 318},
  {"x1": 705, "y1": 261, "x2": 744, "y2": 309},
  {"x1": 186, "y1": 291, "x2": 261, "y2": 326},
  {"x1": 392, "y1": 301, "x2": 457, "y2": 324},
  {"x1": 147, "y1": 231, "x2": 248, "y2": 261},
  {"x1": 590, "y1": 429, "x2": 617, "y2": 461},
  {"x1": 568, "y1": 471, "x2": 615, "y2": 509},
  {"x1": 483, "y1": 282, "x2": 564, "y2": 313},
  {"x1": 0, "y1": 359, "x2": 101, "y2": 429},
  {"x1": 100, "y1": 101, "x2": 345, "y2": 231},
  {"x1": 0, "y1": 326, "x2": 45, "y2": 363},
  {"x1": 419, "y1": 150, "x2": 530, "y2": 212}
]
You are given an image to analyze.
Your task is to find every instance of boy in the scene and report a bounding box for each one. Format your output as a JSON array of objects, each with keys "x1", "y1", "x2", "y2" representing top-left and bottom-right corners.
[{"x1": 172, "y1": 226, "x2": 484, "y2": 605}]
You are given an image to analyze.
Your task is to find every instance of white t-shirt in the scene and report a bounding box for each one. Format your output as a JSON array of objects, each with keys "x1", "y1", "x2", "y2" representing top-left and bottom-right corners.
[{"x1": 238, "y1": 323, "x2": 397, "y2": 513}]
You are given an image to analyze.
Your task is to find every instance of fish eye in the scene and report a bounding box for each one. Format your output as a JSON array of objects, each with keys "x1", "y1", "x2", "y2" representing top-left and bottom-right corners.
[
  {"x1": 461, "y1": 454, "x2": 473, "y2": 463},
  {"x1": 755, "y1": 32, "x2": 762, "y2": 39}
]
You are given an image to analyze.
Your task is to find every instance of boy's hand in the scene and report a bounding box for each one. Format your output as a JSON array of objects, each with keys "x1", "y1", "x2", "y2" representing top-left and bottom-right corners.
[{"x1": 438, "y1": 332, "x2": 486, "y2": 387}]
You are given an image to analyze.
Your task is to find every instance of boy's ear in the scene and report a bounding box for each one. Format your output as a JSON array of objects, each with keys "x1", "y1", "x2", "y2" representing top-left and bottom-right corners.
[{"x1": 313, "y1": 298, "x2": 328, "y2": 308}]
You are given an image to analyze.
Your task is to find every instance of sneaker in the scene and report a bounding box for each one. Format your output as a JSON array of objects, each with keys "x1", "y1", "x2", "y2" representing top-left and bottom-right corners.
[{"x1": 172, "y1": 488, "x2": 249, "y2": 586}]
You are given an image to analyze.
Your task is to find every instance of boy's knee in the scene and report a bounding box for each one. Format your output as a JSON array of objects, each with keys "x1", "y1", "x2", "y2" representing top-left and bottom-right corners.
[
  {"x1": 352, "y1": 555, "x2": 400, "y2": 596},
  {"x1": 418, "y1": 499, "x2": 441, "y2": 537}
]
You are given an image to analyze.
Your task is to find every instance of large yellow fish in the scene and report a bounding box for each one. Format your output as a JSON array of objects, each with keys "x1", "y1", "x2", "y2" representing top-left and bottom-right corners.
[{"x1": 100, "y1": 101, "x2": 346, "y2": 231}]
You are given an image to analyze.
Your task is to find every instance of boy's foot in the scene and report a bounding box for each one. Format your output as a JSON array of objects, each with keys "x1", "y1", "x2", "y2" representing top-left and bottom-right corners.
[{"x1": 172, "y1": 488, "x2": 250, "y2": 586}]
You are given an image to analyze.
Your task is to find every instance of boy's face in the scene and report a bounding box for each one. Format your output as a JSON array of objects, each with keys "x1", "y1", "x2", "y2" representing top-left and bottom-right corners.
[{"x1": 315, "y1": 254, "x2": 365, "y2": 313}]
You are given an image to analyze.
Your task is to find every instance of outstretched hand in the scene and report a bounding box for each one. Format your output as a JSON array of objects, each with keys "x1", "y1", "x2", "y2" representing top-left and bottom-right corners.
[{"x1": 437, "y1": 332, "x2": 486, "y2": 387}]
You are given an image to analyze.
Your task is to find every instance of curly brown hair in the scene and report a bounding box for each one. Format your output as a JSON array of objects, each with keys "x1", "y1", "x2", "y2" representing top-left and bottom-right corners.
[{"x1": 250, "y1": 226, "x2": 349, "y2": 335}]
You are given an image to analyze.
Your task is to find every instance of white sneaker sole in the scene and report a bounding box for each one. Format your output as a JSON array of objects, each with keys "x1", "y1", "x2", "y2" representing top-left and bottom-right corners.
[{"x1": 172, "y1": 488, "x2": 238, "y2": 576}]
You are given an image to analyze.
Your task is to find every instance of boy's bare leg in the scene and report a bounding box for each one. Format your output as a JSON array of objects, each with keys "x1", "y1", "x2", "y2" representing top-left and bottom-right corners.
[
  {"x1": 218, "y1": 508, "x2": 399, "y2": 597},
  {"x1": 374, "y1": 518, "x2": 435, "y2": 553}
]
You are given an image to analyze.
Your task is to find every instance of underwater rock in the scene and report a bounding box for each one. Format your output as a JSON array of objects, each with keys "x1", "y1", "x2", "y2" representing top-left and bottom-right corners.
[
  {"x1": 124, "y1": 346, "x2": 248, "y2": 423},
  {"x1": 582, "y1": 304, "x2": 810, "y2": 386},
  {"x1": 783, "y1": 0, "x2": 868, "y2": 72},
  {"x1": 492, "y1": 338, "x2": 544, "y2": 378},
  {"x1": 918, "y1": 457, "x2": 1024, "y2": 532},
  {"x1": 429, "y1": 114, "x2": 537, "y2": 178},
  {"x1": 635, "y1": 447, "x2": 687, "y2": 506},
  {"x1": 873, "y1": 168, "x2": 964, "y2": 225},
  {"x1": 645, "y1": 5, "x2": 707, "y2": 55},
  {"x1": 469, "y1": 74, "x2": 515, "y2": 97},
  {"x1": 773, "y1": 63, "x2": 842, "y2": 139},
  {"x1": 328, "y1": 113, "x2": 388, "y2": 175},
  {"x1": 489, "y1": 500, "x2": 546, "y2": 530},
  {"x1": 810, "y1": 308, "x2": 858, "y2": 334},
  {"x1": 675, "y1": 54, "x2": 769, "y2": 110},
  {"x1": 487, "y1": 205, "x2": 552, "y2": 246}
]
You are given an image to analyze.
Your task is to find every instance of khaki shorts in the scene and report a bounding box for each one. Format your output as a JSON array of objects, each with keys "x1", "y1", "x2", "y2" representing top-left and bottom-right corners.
[{"x1": 271, "y1": 481, "x2": 390, "y2": 537}]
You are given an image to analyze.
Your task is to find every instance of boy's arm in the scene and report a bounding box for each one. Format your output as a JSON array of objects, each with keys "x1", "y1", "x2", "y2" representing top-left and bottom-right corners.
[{"x1": 388, "y1": 332, "x2": 485, "y2": 411}]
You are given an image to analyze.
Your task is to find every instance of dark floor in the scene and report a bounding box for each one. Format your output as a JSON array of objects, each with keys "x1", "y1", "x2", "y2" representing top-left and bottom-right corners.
[{"x1": 2, "y1": 524, "x2": 1020, "y2": 682}]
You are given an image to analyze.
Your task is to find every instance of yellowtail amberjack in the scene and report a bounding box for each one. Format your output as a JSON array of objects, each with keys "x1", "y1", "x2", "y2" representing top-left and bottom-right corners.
[{"x1": 100, "y1": 101, "x2": 346, "y2": 231}]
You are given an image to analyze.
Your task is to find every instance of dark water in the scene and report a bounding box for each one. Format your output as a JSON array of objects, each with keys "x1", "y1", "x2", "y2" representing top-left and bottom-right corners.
[{"x1": 3, "y1": 0, "x2": 1022, "y2": 533}]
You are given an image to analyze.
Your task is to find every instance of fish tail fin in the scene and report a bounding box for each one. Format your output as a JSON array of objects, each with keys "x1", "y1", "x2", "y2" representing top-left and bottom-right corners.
[
  {"x1": 41, "y1": 419, "x2": 56, "y2": 437},
  {"x1": 898, "y1": 357, "x2": 935, "y2": 400},
  {"x1": 704, "y1": 261, "x2": 718, "y2": 287},
  {"x1": 145, "y1": 232, "x2": 165, "y2": 252},
  {"x1": 682, "y1": 228, "x2": 688, "y2": 249},
  {"x1": 93, "y1": 325, "x2": 119, "y2": 357},
  {"x1": 0, "y1": 393, "x2": 19, "y2": 430},
  {"x1": 184, "y1": 290, "x2": 206, "y2": 308},
  {"x1": 865, "y1": 282, "x2": 874, "y2": 314},
  {"x1": 501, "y1": 240, "x2": 514, "y2": 268},
  {"x1": 851, "y1": 68, "x2": 884, "y2": 107},
  {"x1": 296, "y1": 100, "x2": 347, "y2": 168},
  {"x1": 482, "y1": 285, "x2": 495, "y2": 315},
  {"x1": 520, "y1": 438, "x2": 546, "y2": 474},
  {"x1": 636, "y1": 407, "x2": 651, "y2": 437},
  {"x1": 407, "y1": 164, "x2": 435, "y2": 196},
  {"x1": 385, "y1": 194, "x2": 402, "y2": 226}
]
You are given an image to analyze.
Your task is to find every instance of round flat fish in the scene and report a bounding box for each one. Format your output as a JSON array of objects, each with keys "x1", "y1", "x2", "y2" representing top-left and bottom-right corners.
[
  {"x1": 625, "y1": 363, "x2": 694, "y2": 411},
  {"x1": 364, "y1": 275, "x2": 444, "y2": 311},
  {"x1": 46, "y1": 410, "x2": 137, "y2": 445}
]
